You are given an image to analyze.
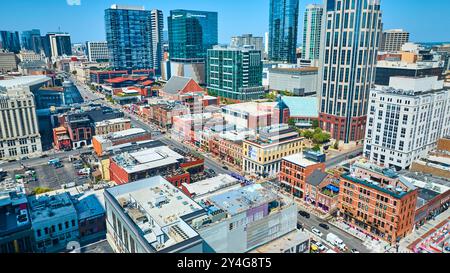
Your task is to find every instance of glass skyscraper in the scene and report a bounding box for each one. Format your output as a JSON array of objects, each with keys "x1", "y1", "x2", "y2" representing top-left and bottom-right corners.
[
  {"x1": 21, "y1": 29, "x2": 42, "y2": 53},
  {"x1": 0, "y1": 31, "x2": 21, "y2": 53},
  {"x1": 207, "y1": 45, "x2": 264, "y2": 101},
  {"x1": 168, "y1": 10, "x2": 218, "y2": 62},
  {"x1": 319, "y1": 0, "x2": 382, "y2": 144},
  {"x1": 303, "y1": 4, "x2": 324, "y2": 61},
  {"x1": 269, "y1": 0, "x2": 300, "y2": 64},
  {"x1": 105, "y1": 5, "x2": 163, "y2": 72}
]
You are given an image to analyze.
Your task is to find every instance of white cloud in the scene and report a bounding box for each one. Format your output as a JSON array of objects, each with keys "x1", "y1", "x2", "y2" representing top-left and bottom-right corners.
[{"x1": 67, "y1": 0, "x2": 81, "y2": 6}]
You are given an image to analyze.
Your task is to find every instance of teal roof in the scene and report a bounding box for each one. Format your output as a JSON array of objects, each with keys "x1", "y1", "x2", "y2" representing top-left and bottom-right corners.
[{"x1": 281, "y1": 96, "x2": 318, "y2": 118}]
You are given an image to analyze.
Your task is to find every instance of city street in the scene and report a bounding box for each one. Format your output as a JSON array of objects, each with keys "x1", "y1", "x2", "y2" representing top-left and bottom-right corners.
[{"x1": 72, "y1": 78, "x2": 233, "y2": 176}]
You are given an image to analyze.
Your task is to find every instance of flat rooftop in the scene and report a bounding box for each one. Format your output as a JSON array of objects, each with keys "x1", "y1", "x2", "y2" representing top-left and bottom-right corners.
[
  {"x1": 0, "y1": 75, "x2": 50, "y2": 89},
  {"x1": 94, "y1": 128, "x2": 147, "y2": 143},
  {"x1": 250, "y1": 230, "x2": 309, "y2": 253},
  {"x1": 106, "y1": 176, "x2": 203, "y2": 251},
  {"x1": 182, "y1": 174, "x2": 240, "y2": 199},
  {"x1": 223, "y1": 101, "x2": 276, "y2": 114},
  {"x1": 283, "y1": 153, "x2": 319, "y2": 168},
  {"x1": 208, "y1": 184, "x2": 279, "y2": 216},
  {"x1": 111, "y1": 146, "x2": 184, "y2": 174},
  {"x1": 28, "y1": 192, "x2": 77, "y2": 225},
  {"x1": 95, "y1": 117, "x2": 130, "y2": 127}
]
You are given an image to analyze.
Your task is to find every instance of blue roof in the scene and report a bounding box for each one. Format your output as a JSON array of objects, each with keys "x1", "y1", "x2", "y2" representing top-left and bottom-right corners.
[{"x1": 281, "y1": 96, "x2": 318, "y2": 118}]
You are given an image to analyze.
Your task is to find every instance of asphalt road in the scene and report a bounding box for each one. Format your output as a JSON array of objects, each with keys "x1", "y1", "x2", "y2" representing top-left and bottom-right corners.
[
  {"x1": 297, "y1": 213, "x2": 370, "y2": 253},
  {"x1": 325, "y1": 147, "x2": 364, "y2": 168}
]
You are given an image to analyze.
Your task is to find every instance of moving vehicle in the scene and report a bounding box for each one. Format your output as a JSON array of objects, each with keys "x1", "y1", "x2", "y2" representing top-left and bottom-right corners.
[
  {"x1": 48, "y1": 158, "x2": 60, "y2": 166},
  {"x1": 351, "y1": 249, "x2": 360, "y2": 253},
  {"x1": 297, "y1": 223, "x2": 303, "y2": 230},
  {"x1": 311, "y1": 227, "x2": 323, "y2": 237},
  {"x1": 326, "y1": 233, "x2": 347, "y2": 251},
  {"x1": 319, "y1": 223, "x2": 330, "y2": 230},
  {"x1": 222, "y1": 166, "x2": 229, "y2": 170},
  {"x1": 298, "y1": 210, "x2": 310, "y2": 218}
]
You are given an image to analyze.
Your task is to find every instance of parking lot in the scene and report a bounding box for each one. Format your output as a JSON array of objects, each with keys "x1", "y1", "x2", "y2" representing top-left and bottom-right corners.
[{"x1": 16, "y1": 157, "x2": 91, "y2": 193}]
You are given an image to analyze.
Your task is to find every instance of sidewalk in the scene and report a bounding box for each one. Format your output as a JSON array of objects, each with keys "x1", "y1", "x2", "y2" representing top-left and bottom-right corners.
[
  {"x1": 400, "y1": 208, "x2": 450, "y2": 252},
  {"x1": 328, "y1": 219, "x2": 389, "y2": 253}
]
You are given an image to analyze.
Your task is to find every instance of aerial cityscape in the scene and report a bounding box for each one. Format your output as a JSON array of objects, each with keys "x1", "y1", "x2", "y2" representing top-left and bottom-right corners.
[{"x1": 0, "y1": 0, "x2": 449, "y2": 258}]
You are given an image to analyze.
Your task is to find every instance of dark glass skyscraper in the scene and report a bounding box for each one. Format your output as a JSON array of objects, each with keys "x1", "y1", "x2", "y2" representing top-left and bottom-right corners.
[
  {"x1": 105, "y1": 5, "x2": 163, "y2": 72},
  {"x1": 21, "y1": 29, "x2": 42, "y2": 53},
  {"x1": 269, "y1": 0, "x2": 300, "y2": 63},
  {"x1": 0, "y1": 31, "x2": 21, "y2": 53},
  {"x1": 168, "y1": 10, "x2": 218, "y2": 62}
]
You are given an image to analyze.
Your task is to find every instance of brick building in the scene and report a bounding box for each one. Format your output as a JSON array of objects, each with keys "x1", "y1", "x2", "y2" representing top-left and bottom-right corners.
[{"x1": 338, "y1": 161, "x2": 419, "y2": 244}]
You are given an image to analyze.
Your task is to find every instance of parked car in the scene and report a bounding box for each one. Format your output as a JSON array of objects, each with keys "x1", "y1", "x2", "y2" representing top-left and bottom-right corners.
[
  {"x1": 315, "y1": 241, "x2": 328, "y2": 252},
  {"x1": 222, "y1": 166, "x2": 229, "y2": 170},
  {"x1": 297, "y1": 223, "x2": 303, "y2": 230},
  {"x1": 351, "y1": 249, "x2": 360, "y2": 253},
  {"x1": 311, "y1": 227, "x2": 323, "y2": 237},
  {"x1": 319, "y1": 223, "x2": 330, "y2": 230}
]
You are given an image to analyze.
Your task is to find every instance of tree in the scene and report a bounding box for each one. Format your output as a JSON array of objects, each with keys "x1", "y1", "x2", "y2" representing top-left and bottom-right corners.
[
  {"x1": 333, "y1": 141, "x2": 339, "y2": 150},
  {"x1": 312, "y1": 145, "x2": 321, "y2": 152},
  {"x1": 302, "y1": 130, "x2": 314, "y2": 139},
  {"x1": 31, "y1": 187, "x2": 52, "y2": 195},
  {"x1": 72, "y1": 70, "x2": 77, "y2": 75},
  {"x1": 288, "y1": 118, "x2": 296, "y2": 127},
  {"x1": 312, "y1": 131, "x2": 331, "y2": 144},
  {"x1": 311, "y1": 119, "x2": 319, "y2": 129}
]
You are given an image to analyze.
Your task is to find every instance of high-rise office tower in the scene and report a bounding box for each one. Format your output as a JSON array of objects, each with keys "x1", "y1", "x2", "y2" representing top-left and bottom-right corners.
[
  {"x1": 49, "y1": 33, "x2": 72, "y2": 57},
  {"x1": 303, "y1": 4, "x2": 324, "y2": 62},
  {"x1": 268, "y1": 0, "x2": 300, "y2": 63},
  {"x1": 231, "y1": 34, "x2": 264, "y2": 52},
  {"x1": 151, "y1": 9, "x2": 164, "y2": 75},
  {"x1": 380, "y1": 29, "x2": 410, "y2": 52},
  {"x1": 0, "y1": 31, "x2": 21, "y2": 54},
  {"x1": 21, "y1": 29, "x2": 42, "y2": 53},
  {"x1": 207, "y1": 45, "x2": 264, "y2": 101},
  {"x1": 41, "y1": 32, "x2": 72, "y2": 58},
  {"x1": 86, "y1": 41, "x2": 109, "y2": 62},
  {"x1": 318, "y1": 0, "x2": 383, "y2": 144},
  {"x1": 168, "y1": 9, "x2": 218, "y2": 84},
  {"x1": 105, "y1": 5, "x2": 163, "y2": 72}
]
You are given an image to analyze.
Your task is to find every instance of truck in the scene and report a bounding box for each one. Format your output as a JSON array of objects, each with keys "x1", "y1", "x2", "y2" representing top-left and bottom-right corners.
[{"x1": 326, "y1": 233, "x2": 347, "y2": 251}]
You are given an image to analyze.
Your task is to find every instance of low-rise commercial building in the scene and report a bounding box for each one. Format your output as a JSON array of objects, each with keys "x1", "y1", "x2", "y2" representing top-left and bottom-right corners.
[
  {"x1": 28, "y1": 192, "x2": 79, "y2": 253},
  {"x1": 191, "y1": 183, "x2": 298, "y2": 253},
  {"x1": 268, "y1": 67, "x2": 318, "y2": 96},
  {"x1": 94, "y1": 118, "x2": 131, "y2": 135},
  {"x1": 338, "y1": 161, "x2": 419, "y2": 244},
  {"x1": 104, "y1": 176, "x2": 206, "y2": 253},
  {"x1": 92, "y1": 128, "x2": 151, "y2": 156},
  {"x1": 243, "y1": 124, "x2": 304, "y2": 178},
  {"x1": 0, "y1": 181, "x2": 34, "y2": 253}
]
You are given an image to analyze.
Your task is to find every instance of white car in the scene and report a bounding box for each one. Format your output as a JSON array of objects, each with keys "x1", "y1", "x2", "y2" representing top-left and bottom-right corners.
[
  {"x1": 315, "y1": 241, "x2": 328, "y2": 252},
  {"x1": 311, "y1": 227, "x2": 323, "y2": 237}
]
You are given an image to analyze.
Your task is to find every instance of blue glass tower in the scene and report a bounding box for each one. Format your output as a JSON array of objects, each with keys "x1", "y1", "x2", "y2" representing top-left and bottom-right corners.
[
  {"x1": 21, "y1": 29, "x2": 42, "y2": 53},
  {"x1": 269, "y1": 0, "x2": 300, "y2": 63},
  {"x1": 105, "y1": 5, "x2": 155, "y2": 71},
  {"x1": 168, "y1": 10, "x2": 218, "y2": 62},
  {"x1": 0, "y1": 31, "x2": 21, "y2": 53}
]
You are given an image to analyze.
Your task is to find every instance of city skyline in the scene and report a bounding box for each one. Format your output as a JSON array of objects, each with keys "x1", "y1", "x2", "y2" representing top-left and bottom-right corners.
[{"x1": 0, "y1": 0, "x2": 449, "y2": 44}]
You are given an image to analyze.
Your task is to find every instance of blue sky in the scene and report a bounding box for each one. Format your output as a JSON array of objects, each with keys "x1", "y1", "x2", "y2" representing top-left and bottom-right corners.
[{"x1": 0, "y1": 0, "x2": 449, "y2": 44}]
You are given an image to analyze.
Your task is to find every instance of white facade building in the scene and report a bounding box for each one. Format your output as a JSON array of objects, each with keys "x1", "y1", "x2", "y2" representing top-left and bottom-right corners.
[
  {"x1": 364, "y1": 76, "x2": 450, "y2": 170},
  {"x1": 302, "y1": 4, "x2": 323, "y2": 63},
  {"x1": 0, "y1": 85, "x2": 43, "y2": 160},
  {"x1": 86, "y1": 41, "x2": 109, "y2": 62}
]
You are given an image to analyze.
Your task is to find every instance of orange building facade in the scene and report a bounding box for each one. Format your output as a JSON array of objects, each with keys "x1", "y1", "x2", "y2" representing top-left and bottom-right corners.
[{"x1": 338, "y1": 162, "x2": 419, "y2": 244}]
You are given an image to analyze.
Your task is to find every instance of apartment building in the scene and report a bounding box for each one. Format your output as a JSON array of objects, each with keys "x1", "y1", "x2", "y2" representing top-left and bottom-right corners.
[
  {"x1": 380, "y1": 29, "x2": 410, "y2": 52},
  {"x1": 364, "y1": 76, "x2": 450, "y2": 170}
]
